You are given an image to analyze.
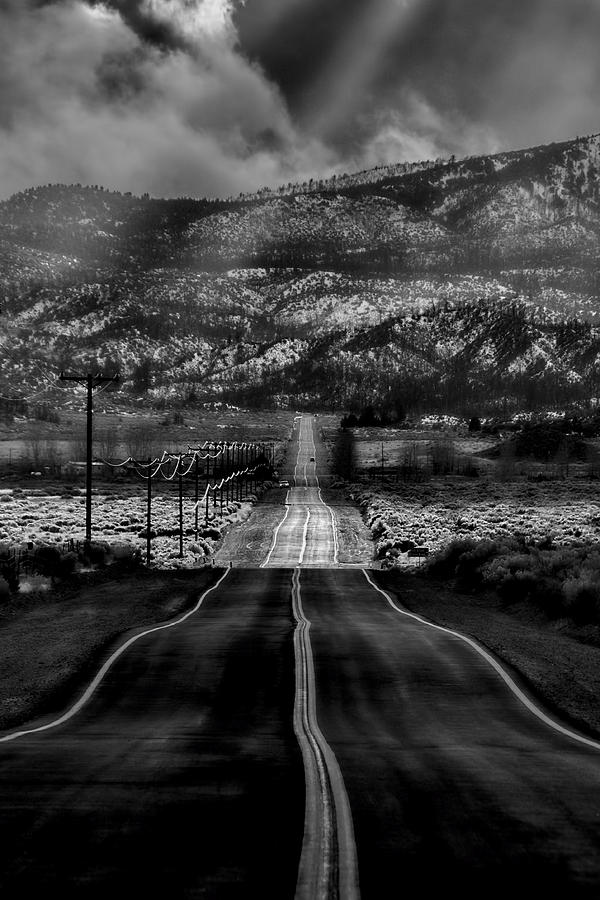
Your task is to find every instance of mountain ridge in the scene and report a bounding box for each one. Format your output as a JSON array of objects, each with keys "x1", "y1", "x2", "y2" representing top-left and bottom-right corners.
[{"x1": 1, "y1": 132, "x2": 599, "y2": 415}]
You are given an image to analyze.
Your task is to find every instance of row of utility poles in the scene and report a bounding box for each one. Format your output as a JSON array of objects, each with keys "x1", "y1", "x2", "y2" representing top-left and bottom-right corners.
[
  {"x1": 59, "y1": 370, "x2": 273, "y2": 557},
  {"x1": 140, "y1": 444, "x2": 270, "y2": 565}
]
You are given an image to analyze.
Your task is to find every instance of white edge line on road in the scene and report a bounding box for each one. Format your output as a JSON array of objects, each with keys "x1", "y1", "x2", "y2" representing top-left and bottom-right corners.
[
  {"x1": 0, "y1": 568, "x2": 232, "y2": 745},
  {"x1": 299, "y1": 508, "x2": 311, "y2": 565},
  {"x1": 261, "y1": 500, "x2": 291, "y2": 567},
  {"x1": 317, "y1": 487, "x2": 339, "y2": 567},
  {"x1": 264, "y1": 415, "x2": 305, "y2": 567},
  {"x1": 310, "y1": 418, "x2": 339, "y2": 566},
  {"x1": 362, "y1": 569, "x2": 600, "y2": 753}
]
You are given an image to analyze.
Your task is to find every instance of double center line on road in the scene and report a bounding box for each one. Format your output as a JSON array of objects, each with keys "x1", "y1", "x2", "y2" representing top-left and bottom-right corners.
[
  {"x1": 292, "y1": 568, "x2": 360, "y2": 900},
  {"x1": 263, "y1": 415, "x2": 339, "y2": 567}
]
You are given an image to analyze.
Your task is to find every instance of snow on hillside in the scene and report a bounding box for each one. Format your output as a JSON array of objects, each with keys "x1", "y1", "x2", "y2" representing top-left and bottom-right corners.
[
  {"x1": 3, "y1": 263, "x2": 599, "y2": 410},
  {"x1": 1, "y1": 132, "x2": 599, "y2": 410},
  {"x1": 183, "y1": 193, "x2": 448, "y2": 265}
]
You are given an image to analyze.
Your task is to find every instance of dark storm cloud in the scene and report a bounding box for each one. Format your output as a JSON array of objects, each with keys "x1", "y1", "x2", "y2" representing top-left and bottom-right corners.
[
  {"x1": 35, "y1": 0, "x2": 189, "y2": 50},
  {"x1": 233, "y1": 0, "x2": 368, "y2": 107},
  {"x1": 94, "y1": 47, "x2": 149, "y2": 102},
  {"x1": 90, "y1": 0, "x2": 185, "y2": 49},
  {"x1": 377, "y1": 0, "x2": 600, "y2": 136},
  {"x1": 234, "y1": 0, "x2": 600, "y2": 157}
]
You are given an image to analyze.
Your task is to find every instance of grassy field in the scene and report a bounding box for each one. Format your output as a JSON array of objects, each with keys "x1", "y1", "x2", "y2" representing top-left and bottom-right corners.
[
  {"x1": 319, "y1": 418, "x2": 600, "y2": 565},
  {"x1": 0, "y1": 405, "x2": 295, "y2": 567},
  {"x1": 0, "y1": 483, "x2": 267, "y2": 568},
  {"x1": 321, "y1": 422, "x2": 600, "y2": 482}
]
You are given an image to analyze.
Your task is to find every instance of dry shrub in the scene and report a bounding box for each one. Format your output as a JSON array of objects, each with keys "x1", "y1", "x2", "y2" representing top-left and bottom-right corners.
[
  {"x1": 428, "y1": 436, "x2": 457, "y2": 475},
  {"x1": 126, "y1": 423, "x2": 158, "y2": 461},
  {"x1": 427, "y1": 537, "x2": 600, "y2": 624},
  {"x1": 96, "y1": 425, "x2": 119, "y2": 461},
  {"x1": 69, "y1": 431, "x2": 87, "y2": 462},
  {"x1": 563, "y1": 577, "x2": 600, "y2": 623}
]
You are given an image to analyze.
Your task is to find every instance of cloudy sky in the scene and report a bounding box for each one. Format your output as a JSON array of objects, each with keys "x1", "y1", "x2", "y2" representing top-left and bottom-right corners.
[{"x1": 1, "y1": 0, "x2": 599, "y2": 200}]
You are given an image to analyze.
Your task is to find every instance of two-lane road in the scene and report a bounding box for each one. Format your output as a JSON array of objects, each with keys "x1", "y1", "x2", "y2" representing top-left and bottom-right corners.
[
  {"x1": 262, "y1": 416, "x2": 338, "y2": 568},
  {"x1": 3, "y1": 415, "x2": 600, "y2": 896}
]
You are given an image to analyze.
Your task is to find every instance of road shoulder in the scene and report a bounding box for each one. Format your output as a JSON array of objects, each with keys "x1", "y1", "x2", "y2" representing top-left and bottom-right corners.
[
  {"x1": 0, "y1": 567, "x2": 223, "y2": 733},
  {"x1": 372, "y1": 570, "x2": 600, "y2": 740}
]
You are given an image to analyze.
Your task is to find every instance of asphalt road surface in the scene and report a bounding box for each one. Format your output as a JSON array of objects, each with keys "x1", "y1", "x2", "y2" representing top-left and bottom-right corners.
[
  {"x1": 0, "y1": 569, "x2": 305, "y2": 898},
  {"x1": 2, "y1": 415, "x2": 600, "y2": 897},
  {"x1": 262, "y1": 415, "x2": 338, "y2": 568},
  {"x1": 300, "y1": 568, "x2": 600, "y2": 897}
]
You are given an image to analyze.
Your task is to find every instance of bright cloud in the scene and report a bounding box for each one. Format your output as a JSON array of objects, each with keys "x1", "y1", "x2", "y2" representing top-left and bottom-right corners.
[
  {"x1": 0, "y1": 0, "x2": 334, "y2": 198},
  {"x1": 0, "y1": 0, "x2": 599, "y2": 200}
]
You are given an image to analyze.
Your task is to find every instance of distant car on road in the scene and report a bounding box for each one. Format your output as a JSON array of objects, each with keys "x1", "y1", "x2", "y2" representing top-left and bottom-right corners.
[
  {"x1": 279, "y1": 480, "x2": 290, "y2": 487},
  {"x1": 310, "y1": 456, "x2": 315, "y2": 461}
]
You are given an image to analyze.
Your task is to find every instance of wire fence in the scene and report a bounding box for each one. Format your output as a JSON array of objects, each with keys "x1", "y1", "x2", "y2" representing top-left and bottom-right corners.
[{"x1": 0, "y1": 539, "x2": 82, "y2": 585}]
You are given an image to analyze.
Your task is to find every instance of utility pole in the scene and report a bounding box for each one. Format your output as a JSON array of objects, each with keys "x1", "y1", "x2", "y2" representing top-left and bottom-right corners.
[
  {"x1": 60, "y1": 371, "x2": 119, "y2": 542},
  {"x1": 226, "y1": 443, "x2": 231, "y2": 503},
  {"x1": 146, "y1": 458, "x2": 152, "y2": 567},
  {"x1": 178, "y1": 473, "x2": 184, "y2": 558},
  {"x1": 194, "y1": 455, "x2": 199, "y2": 540}
]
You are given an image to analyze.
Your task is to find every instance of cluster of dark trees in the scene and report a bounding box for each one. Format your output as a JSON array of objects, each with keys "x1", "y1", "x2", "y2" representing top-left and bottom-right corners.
[
  {"x1": 331, "y1": 428, "x2": 356, "y2": 480},
  {"x1": 513, "y1": 421, "x2": 587, "y2": 460},
  {"x1": 0, "y1": 398, "x2": 27, "y2": 421},
  {"x1": 340, "y1": 404, "x2": 406, "y2": 429}
]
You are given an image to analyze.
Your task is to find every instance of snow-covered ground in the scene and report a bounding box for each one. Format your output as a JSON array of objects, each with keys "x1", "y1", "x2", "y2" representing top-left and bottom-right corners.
[
  {"x1": 0, "y1": 484, "x2": 270, "y2": 569},
  {"x1": 354, "y1": 479, "x2": 600, "y2": 567}
]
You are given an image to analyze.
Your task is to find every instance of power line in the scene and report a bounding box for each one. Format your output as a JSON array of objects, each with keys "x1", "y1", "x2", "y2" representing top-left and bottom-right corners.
[
  {"x1": 96, "y1": 440, "x2": 272, "y2": 564},
  {"x1": 0, "y1": 340, "x2": 87, "y2": 399},
  {"x1": 0, "y1": 384, "x2": 56, "y2": 402}
]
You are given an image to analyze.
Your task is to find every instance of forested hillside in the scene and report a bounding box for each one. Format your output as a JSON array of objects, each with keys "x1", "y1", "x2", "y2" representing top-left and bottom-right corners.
[{"x1": 1, "y1": 133, "x2": 599, "y2": 415}]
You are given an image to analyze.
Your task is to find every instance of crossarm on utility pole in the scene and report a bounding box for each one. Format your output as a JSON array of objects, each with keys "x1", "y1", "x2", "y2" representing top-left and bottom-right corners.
[{"x1": 59, "y1": 371, "x2": 120, "y2": 542}]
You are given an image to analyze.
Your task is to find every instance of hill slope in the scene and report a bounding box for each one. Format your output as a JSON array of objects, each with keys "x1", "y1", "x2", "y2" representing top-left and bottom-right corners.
[{"x1": 1, "y1": 133, "x2": 599, "y2": 414}]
